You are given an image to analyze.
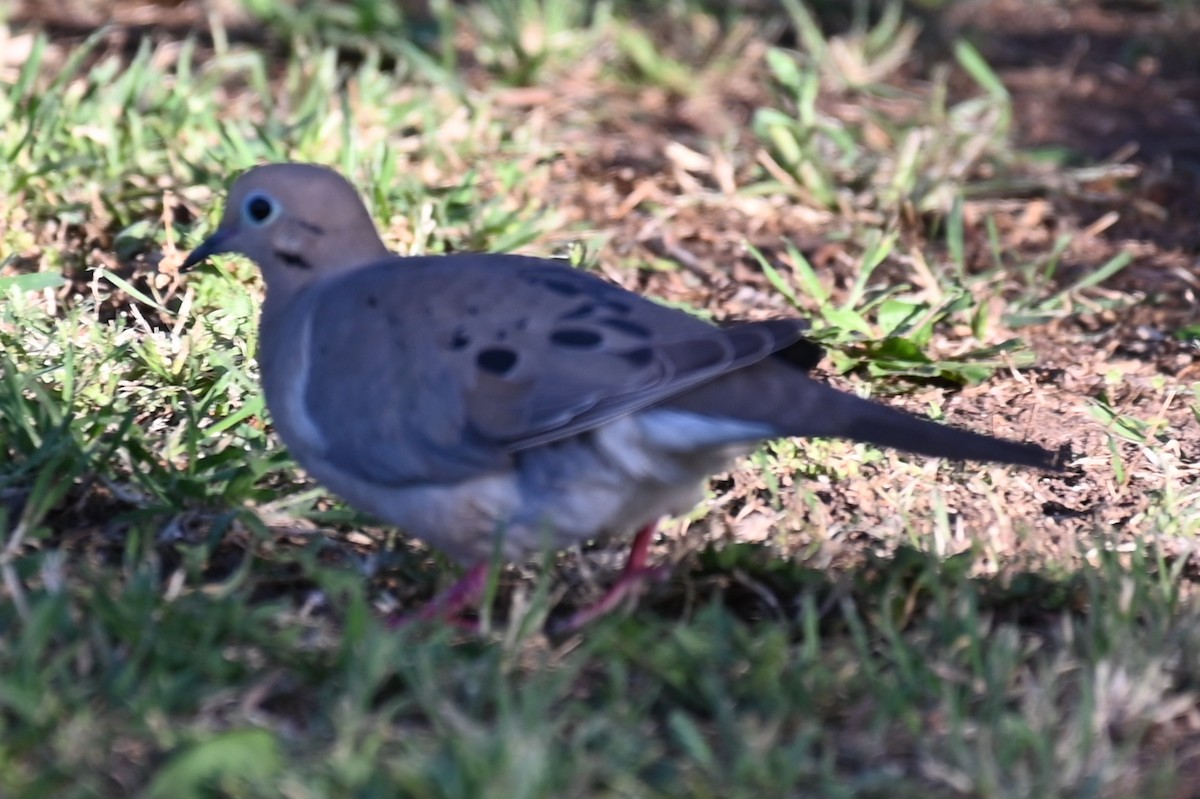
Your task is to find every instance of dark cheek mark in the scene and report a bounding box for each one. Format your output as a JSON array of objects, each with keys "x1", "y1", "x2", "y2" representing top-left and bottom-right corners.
[
  {"x1": 477, "y1": 347, "x2": 518, "y2": 375},
  {"x1": 276, "y1": 250, "x2": 311, "y2": 270},
  {"x1": 550, "y1": 329, "x2": 603, "y2": 348}
]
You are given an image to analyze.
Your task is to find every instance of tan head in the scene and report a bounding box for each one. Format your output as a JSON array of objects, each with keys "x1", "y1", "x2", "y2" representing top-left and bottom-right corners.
[{"x1": 181, "y1": 163, "x2": 391, "y2": 297}]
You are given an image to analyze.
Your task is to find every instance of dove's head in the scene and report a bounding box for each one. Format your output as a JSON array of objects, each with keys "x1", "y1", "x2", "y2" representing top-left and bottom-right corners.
[{"x1": 181, "y1": 163, "x2": 390, "y2": 297}]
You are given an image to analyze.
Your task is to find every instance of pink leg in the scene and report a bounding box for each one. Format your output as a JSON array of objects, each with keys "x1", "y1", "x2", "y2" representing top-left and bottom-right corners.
[
  {"x1": 550, "y1": 522, "x2": 671, "y2": 634},
  {"x1": 387, "y1": 561, "x2": 489, "y2": 629}
]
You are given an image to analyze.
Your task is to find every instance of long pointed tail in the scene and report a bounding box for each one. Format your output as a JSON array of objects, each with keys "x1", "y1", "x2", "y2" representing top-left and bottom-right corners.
[
  {"x1": 667, "y1": 362, "x2": 1061, "y2": 470},
  {"x1": 824, "y1": 387, "x2": 1058, "y2": 469}
]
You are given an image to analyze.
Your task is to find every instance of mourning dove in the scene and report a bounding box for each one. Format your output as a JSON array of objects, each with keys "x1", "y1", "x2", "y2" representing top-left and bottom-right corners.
[{"x1": 182, "y1": 163, "x2": 1059, "y2": 631}]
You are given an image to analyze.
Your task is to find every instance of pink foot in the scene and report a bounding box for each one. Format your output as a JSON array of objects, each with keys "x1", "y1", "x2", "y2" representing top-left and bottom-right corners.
[
  {"x1": 387, "y1": 561, "x2": 488, "y2": 630},
  {"x1": 549, "y1": 522, "x2": 671, "y2": 635}
]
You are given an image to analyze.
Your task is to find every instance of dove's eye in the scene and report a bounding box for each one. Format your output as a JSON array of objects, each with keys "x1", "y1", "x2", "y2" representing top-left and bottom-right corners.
[{"x1": 242, "y1": 192, "x2": 279, "y2": 226}]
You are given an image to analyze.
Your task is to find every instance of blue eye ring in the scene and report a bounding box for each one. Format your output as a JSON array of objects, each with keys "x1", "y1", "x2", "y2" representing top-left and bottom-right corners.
[{"x1": 242, "y1": 191, "x2": 279, "y2": 226}]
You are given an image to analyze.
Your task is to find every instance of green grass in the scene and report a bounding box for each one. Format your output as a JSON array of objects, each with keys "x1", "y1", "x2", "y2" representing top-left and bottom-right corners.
[{"x1": 2, "y1": 1, "x2": 1199, "y2": 796}]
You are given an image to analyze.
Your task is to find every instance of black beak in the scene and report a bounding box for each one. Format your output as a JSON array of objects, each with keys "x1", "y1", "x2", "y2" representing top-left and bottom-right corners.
[{"x1": 180, "y1": 227, "x2": 234, "y2": 272}]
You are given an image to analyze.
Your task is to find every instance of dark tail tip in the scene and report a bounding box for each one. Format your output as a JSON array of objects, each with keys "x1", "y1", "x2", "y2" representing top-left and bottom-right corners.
[{"x1": 846, "y1": 404, "x2": 1065, "y2": 471}]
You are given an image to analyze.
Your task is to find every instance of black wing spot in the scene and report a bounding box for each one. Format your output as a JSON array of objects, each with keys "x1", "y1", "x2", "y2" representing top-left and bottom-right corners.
[
  {"x1": 477, "y1": 347, "x2": 518, "y2": 375},
  {"x1": 550, "y1": 328, "x2": 603, "y2": 348},
  {"x1": 618, "y1": 347, "x2": 655, "y2": 368},
  {"x1": 559, "y1": 302, "x2": 596, "y2": 321},
  {"x1": 600, "y1": 317, "x2": 651, "y2": 338},
  {"x1": 366, "y1": 295, "x2": 379, "y2": 308},
  {"x1": 450, "y1": 328, "x2": 470, "y2": 350},
  {"x1": 537, "y1": 277, "x2": 583, "y2": 297},
  {"x1": 602, "y1": 298, "x2": 631, "y2": 314},
  {"x1": 466, "y1": 304, "x2": 480, "y2": 316}
]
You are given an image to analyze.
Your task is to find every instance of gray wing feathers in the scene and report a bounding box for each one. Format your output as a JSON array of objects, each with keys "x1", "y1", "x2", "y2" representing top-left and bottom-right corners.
[{"x1": 298, "y1": 255, "x2": 810, "y2": 485}]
